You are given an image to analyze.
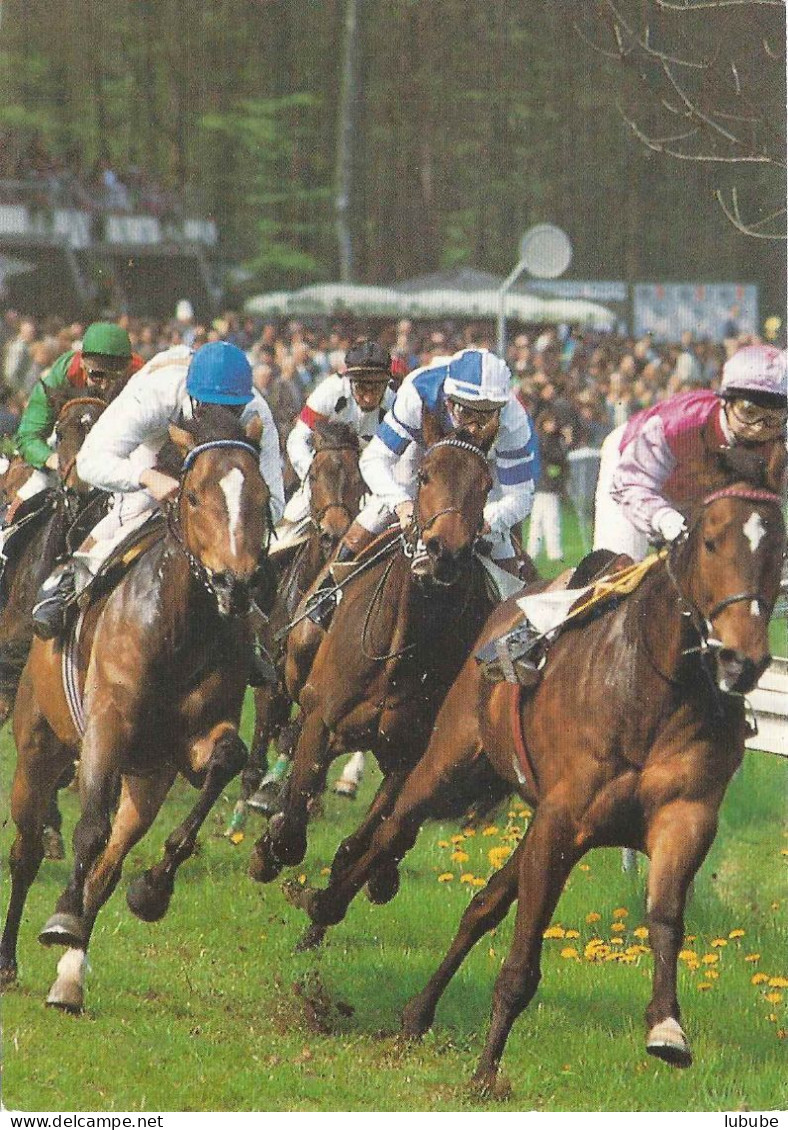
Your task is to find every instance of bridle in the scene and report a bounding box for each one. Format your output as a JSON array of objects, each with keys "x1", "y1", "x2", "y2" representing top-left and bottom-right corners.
[
  {"x1": 666, "y1": 485, "x2": 783, "y2": 634},
  {"x1": 407, "y1": 437, "x2": 492, "y2": 558},
  {"x1": 166, "y1": 439, "x2": 271, "y2": 606}
]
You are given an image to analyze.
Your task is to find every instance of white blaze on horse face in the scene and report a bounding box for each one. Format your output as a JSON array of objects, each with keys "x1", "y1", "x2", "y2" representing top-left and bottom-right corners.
[
  {"x1": 219, "y1": 467, "x2": 245, "y2": 557},
  {"x1": 742, "y1": 511, "x2": 766, "y2": 554}
]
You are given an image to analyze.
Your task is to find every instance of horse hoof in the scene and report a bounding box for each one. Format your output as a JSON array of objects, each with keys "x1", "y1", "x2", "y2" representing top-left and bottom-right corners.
[
  {"x1": 42, "y1": 826, "x2": 66, "y2": 861},
  {"x1": 126, "y1": 872, "x2": 173, "y2": 922},
  {"x1": 248, "y1": 842, "x2": 282, "y2": 884},
  {"x1": 46, "y1": 976, "x2": 84, "y2": 1014},
  {"x1": 366, "y1": 863, "x2": 400, "y2": 905},
  {"x1": 646, "y1": 1018, "x2": 692, "y2": 1068},
  {"x1": 38, "y1": 913, "x2": 85, "y2": 948},
  {"x1": 0, "y1": 963, "x2": 18, "y2": 988},
  {"x1": 294, "y1": 924, "x2": 327, "y2": 953},
  {"x1": 401, "y1": 997, "x2": 434, "y2": 1038}
]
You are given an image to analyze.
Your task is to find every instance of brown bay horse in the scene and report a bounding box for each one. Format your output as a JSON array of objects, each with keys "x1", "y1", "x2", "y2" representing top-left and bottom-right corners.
[
  {"x1": 285, "y1": 484, "x2": 785, "y2": 1087},
  {"x1": 235, "y1": 421, "x2": 365, "y2": 823},
  {"x1": 0, "y1": 390, "x2": 107, "y2": 723},
  {"x1": 0, "y1": 406, "x2": 270, "y2": 1012},
  {"x1": 248, "y1": 434, "x2": 505, "y2": 913}
]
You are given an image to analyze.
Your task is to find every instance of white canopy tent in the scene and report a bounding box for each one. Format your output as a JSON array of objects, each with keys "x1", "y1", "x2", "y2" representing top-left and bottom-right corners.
[{"x1": 245, "y1": 280, "x2": 615, "y2": 329}]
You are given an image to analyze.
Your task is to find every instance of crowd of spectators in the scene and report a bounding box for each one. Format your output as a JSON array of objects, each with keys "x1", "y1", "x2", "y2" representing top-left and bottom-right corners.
[
  {"x1": 1, "y1": 305, "x2": 780, "y2": 470},
  {"x1": 0, "y1": 135, "x2": 180, "y2": 218}
]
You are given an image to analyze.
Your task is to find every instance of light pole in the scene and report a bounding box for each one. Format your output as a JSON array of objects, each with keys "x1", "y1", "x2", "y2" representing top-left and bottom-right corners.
[{"x1": 497, "y1": 223, "x2": 573, "y2": 357}]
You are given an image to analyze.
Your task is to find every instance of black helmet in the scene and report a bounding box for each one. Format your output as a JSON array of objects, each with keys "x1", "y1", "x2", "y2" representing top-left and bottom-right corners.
[{"x1": 344, "y1": 339, "x2": 391, "y2": 379}]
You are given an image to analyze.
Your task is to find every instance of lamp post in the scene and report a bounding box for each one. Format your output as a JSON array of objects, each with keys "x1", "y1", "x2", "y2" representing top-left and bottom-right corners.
[{"x1": 497, "y1": 223, "x2": 573, "y2": 357}]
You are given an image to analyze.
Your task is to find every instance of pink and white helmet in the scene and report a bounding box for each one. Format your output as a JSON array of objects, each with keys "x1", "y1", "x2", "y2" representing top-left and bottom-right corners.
[{"x1": 720, "y1": 345, "x2": 787, "y2": 401}]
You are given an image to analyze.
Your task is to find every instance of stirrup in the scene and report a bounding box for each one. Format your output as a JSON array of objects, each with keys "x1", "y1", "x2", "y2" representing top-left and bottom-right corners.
[
  {"x1": 475, "y1": 620, "x2": 544, "y2": 686},
  {"x1": 305, "y1": 576, "x2": 342, "y2": 629}
]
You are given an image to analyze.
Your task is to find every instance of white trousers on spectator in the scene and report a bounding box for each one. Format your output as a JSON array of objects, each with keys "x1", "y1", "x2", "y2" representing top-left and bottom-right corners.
[
  {"x1": 526, "y1": 492, "x2": 562, "y2": 561},
  {"x1": 592, "y1": 426, "x2": 649, "y2": 561}
]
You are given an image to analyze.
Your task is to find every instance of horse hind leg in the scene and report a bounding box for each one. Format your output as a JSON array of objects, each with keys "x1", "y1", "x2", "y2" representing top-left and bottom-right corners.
[{"x1": 127, "y1": 725, "x2": 247, "y2": 922}]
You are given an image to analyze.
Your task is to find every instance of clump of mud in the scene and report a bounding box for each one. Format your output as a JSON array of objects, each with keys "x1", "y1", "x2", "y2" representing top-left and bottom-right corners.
[{"x1": 291, "y1": 970, "x2": 355, "y2": 1034}]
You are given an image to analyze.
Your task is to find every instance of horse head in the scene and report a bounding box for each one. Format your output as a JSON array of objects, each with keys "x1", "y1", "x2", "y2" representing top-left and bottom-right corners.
[
  {"x1": 49, "y1": 393, "x2": 106, "y2": 494},
  {"x1": 308, "y1": 421, "x2": 363, "y2": 559},
  {"x1": 678, "y1": 484, "x2": 785, "y2": 693},
  {"x1": 412, "y1": 437, "x2": 492, "y2": 586},
  {"x1": 166, "y1": 406, "x2": 271, "y2": 618}
]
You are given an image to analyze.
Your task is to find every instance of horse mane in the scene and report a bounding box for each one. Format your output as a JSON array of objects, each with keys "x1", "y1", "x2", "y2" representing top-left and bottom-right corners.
[
  {"x1": 156, "y1": 405, "x2": 260, "y2": 477},
  {"x1": 312, "y1": 419, "x2": 360, "y2": 453}
]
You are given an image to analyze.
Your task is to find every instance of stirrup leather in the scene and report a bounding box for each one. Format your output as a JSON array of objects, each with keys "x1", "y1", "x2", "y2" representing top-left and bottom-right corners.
[{"x1": 475, "y1": 620, "x2": 544, "y2": 686}]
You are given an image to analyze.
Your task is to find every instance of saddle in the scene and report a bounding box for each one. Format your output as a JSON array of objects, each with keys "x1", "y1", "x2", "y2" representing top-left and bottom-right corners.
[
  {"x1": 476, "y1": 550, "x2": 654, "y2": 686},
  {"x1": 77, "y1": 512, "x2": 167, "y2": 611}
]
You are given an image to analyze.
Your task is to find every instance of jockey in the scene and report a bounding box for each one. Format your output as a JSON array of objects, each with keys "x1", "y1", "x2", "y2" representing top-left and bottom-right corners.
[
  {"x1": 335, "y1": 346, "x2": 538, "y2": 566},
  {"x1": 279, "y1": 339, "x2": 394, "y2": 541},
  {"x1": 31, "y1": 341, "x2": 285, "y2": 642},
  {"x1": 5, "y1": 322, "x2": 143, "y2": 523},
  {"x1": 594, "y1": 344, "x2": 788, "y2": 559}
]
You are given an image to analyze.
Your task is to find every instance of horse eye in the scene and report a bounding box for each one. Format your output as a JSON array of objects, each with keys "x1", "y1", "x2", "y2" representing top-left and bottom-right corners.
[
  {"x1": 186, "y1": 490, "x2": 199, "y2": 507},
  {"x1": 704, "y1": 538, "x2": 715, "y2": 553}
]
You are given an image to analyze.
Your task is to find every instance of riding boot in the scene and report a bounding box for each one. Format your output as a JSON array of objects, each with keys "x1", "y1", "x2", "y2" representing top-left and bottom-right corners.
[
  {"x1": 475, "y1": 616, "x2": 545, "y2": 687},
  {"x1": 31, "y1": 562, "x2": 77, "y2": 641},
  {"x1": 305, "y1": 523, "x2": 376, "y2": 629}
]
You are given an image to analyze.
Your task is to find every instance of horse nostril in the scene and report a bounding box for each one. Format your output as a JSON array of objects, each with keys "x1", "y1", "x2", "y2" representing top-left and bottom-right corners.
[
  {"x1": 719, "y1": 648, "x2": 736, "y2": 665},
  {"x1": 425, "y1": 537, "x2": 443, "y2": 559}
]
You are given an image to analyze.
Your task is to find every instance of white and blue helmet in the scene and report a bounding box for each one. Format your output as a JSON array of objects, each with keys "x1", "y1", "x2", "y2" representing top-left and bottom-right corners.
[{"x1": 443, "y1": 348, "x2": 511, "y2": 409}]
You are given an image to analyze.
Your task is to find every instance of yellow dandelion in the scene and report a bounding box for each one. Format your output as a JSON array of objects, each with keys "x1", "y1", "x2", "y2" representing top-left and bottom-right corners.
[
  {"x1": 560, "y1": 947, "x2": 580, "y2": 960},
  {"x1": 578, "y1": 863, "x2": 591, "y2": 872},
  {"x1": 768, "y1": 1014, "x2": 778, "y2": 1023},
  {"x1": 684, "y1": 935, "x2": 697, "y2": 943},
  {"x1": 321, "y1": 866, "x2": 330, "y2": 876},
  {"x1": 472, "y1": 877, "x2": 486, "y2": 887},
  {"x1": 711, "y1": 938, "x2": 728, "y2": 948},
  {"x1": 610, "y1": 937, "x2": 625, "y2": 946},
  {"x1": 437, "y1": 840, "x2": 450, "y2": 848},
  {"x1": 626, "y1": 945, "x2": 649, "y2": 957},
  {"x1": 461, "y1": 827, "x2": 476, "y2": 837},
  {"x1": 751, "y1": 973, "x2": 770, "y2": 985},
  {"x1": 776, "y1": 1029, "x2": 787, "y2": 1040},
  {"x1": 633, "y1": 926, "x2": 649, "y2": 940},
  {"x1": 585, "y1": 912, "x2": 601, "y2": 924},
  {"x1": 612, "y1": 907, "x2": 629, "y2": 919},
  {"x1": 771, "y1": 902, "x2": 781, "y2": 911},
  {"x1": 705, "y1": 970, "x2": 719, "y2": 980},
  {"x1": 744, "y1": 953, "x2": 761, "y2": 963},
  {"x1": 780, "y1": 849, "x2": 788, "y2": 857},
  {"x1": 488, "y1": 846, "x2": 512, "y2": 868},
  {"x1": 678, "y1": 950, "x2": 698, "y2": 962},
  {"x1": 437, "y1": 872, "x2": 454, "y2": 882},
  {"x1": 611, "y1": 922, "x2": 627, "y2": 933},
  {"x1": 451, "y1": 850, "x2": 470, "y2": 863},
  {"x1": 618, "y1": 953, "x2": 638, "y2": 964},
  {"x1": 507, "y1": 811, "x2": 519, "y2": 819},
  {"x1": 451, "y1": 834, "x2": 465, "y2": 844},
  {"x1": 685, "y1": 962, "x2": 700, "y2": 973},
  {"x1": 482, "y1": 825, "x2": 499, "y2": 837},
  {"x1": 701, "y1": 953, "x2": 719, "y2": 965},
  {"x1": 543, "y1": 925, "x2": 566, "y2": 939},
  {"x1": 729, "y1": 929, "x2": 745, "y2": 939},
  {"x1": 298, "y1": 873, "x2": 307, "y2": 885},
  {"x1": 605, "y1": 951, "x2": 623, "y2": 962},
  {"x1": 768, "y1": 977, "x2": 788, "y2": 988},
  {"x1": 460, "y1": 872, "x2": 475, "y2": 884},
  {"x1": 229, "y1": 831, "x2": 244, "y2": 845},
  {"x1": 565, "y1": 929, "x2": 580, "y2": 939},
  {"x1": 697, "y1": 982, "x2": 713, "y2": 991},
  {"x1": 488, "y1": 947, "x2": 496, "y2": 959},
  {"x1": 764, "y1": 992, "x2": 783, "y2": 1004}
]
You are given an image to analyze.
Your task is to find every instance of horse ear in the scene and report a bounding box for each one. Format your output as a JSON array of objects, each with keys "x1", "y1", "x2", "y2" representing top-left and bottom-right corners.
[
  {"x1": 421, "y1": 406, "x2": 443, "y2": 449},
  {"x1": 167, "y1": 423, "x2": 195, "y2": 455},
  {"x1": 475, "y1": 413, "x2": 500, "y2": 454},
  {"x1": 765, "y1": 442, "x2": 787, "y2": 494},
  {"x1": 245, "y1": 415, "x2": 263, "y2": 444}
]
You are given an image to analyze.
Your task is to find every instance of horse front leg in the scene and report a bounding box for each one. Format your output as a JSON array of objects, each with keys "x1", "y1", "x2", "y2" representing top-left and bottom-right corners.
[
  {"x1": 472, "y1": 800, "x2": 581, "y2": 1095},
  {"x1": 126, "y1": 724, "x2": 247, "y2": 922},
  {"x1": 45, "y1": 769, "x2": 175, "y2": 1013},
  {"x1": 249, "y1": 708, "x2": 330, "y2": 881},
  {"x1": 402, "y1": 840, "x2": 523, "y2": 1039},
  {"x1": 0, "y1": 694, "x2": 72, "y2": 986},
  {"x1": 643, "y1": 798, "x2": 718, "y2": 1068}
]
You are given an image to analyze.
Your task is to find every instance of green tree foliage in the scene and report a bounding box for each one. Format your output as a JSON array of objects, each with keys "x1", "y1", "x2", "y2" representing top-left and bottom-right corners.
[{"x1": 0, "y1": 0, "x2": 782, "y2": 307}]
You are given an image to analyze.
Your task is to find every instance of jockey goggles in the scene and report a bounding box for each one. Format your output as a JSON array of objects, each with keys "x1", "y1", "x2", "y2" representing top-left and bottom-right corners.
[
  {"x1": 728, "y1": 397, "x2": 788, "y2": 429},
  {"x1": 446, "y1": 397, "x2": 502, "y2": 428}
]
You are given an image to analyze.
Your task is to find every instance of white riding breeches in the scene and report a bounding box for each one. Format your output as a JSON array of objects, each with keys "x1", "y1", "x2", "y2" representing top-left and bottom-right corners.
[
  {"x1": 592, "y1": 426, "x2": 649, "y2": 561},
  {"x1": 71, "y1": 489, "x2": 157, "y2": 593}
]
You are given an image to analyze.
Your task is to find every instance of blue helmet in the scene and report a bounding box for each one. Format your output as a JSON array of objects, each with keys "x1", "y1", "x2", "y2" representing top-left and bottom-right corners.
[{"x1": 186, "y1": 342, "x2": 253, "y2": 405}]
